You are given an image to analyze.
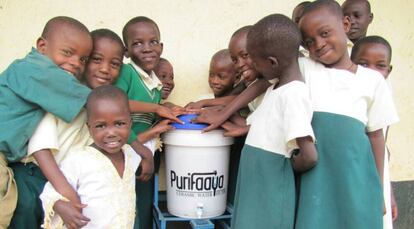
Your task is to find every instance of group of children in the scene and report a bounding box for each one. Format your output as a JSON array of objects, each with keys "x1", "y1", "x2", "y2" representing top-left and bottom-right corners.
[
  {"x1": 189, "y1": 0, "x2": 399, "y2": 229},
  {"x1": 0, "y1": 15, "x2": 182, "y2": 229},
  {"x1": 0, "y1": 0, "x2": 400, "y2": 228}
]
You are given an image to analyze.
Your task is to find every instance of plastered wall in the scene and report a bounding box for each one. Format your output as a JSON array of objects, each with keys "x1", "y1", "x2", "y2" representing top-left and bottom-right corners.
[{"x1": 0, "y1": 0, "x2": 413, "y2": 181}]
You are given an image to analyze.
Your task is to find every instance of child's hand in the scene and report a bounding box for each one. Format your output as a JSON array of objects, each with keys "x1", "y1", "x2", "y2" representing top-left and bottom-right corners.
[
  {"x1": 391, "y1": 187, "x2": 398, "y2": 221},
  {"x1": 136, "y1": 156, "x2": 154, "y2": 181},
  {"x1": 192, "y1": 108, "x2": 227, "y2": 132},
  {"x1": 170, "y1": 105, "x2": 186, "y2": 116},
  {"x1": 153, "y1": 119, "x2": 174, "y2": 135},
  {"x1": 156, "y1": 105, "x2": 183, "y2": 124},
  {"x1": 221, "y1": 121, "x2": 249, "y2": 137},
  {"x1": 54, "y1": 200, "x2": 90, "y2": 229},
  {"x1": 185, "y1": 101, "x2": 205, "y2": 111}
]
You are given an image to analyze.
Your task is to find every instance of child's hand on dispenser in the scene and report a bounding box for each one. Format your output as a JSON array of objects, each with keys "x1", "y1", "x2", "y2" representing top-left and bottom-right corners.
[
  {"x1": 192, "y1": 108, "x2": 227, "y2": 132},
  {"x1": 185, "y1": 101, "x2": 206, "y2": 111},
  {"x1": 153, "y1": 119, "x2": 175, "y2": 136},
  {"x1": 156, "y1": 105, "x2": 183, "y2": 124}
]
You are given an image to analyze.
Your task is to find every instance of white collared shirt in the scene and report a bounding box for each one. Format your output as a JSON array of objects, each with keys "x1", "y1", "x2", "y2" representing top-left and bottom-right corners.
[{"x1": 130, "y1": 61, "x2": 163, "y2": 91}]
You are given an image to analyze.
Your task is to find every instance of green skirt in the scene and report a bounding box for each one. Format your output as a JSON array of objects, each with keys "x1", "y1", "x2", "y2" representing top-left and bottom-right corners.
[
  {"x1": 231, "y1": 145, "x2": 295, "y2": 229},
  {"x1": 295, "y1": 112, "x2": 383, "y2": 229}
]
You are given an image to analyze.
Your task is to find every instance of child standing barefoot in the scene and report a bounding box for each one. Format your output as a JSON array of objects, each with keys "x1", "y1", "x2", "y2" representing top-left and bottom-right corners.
[{"x1": 231, "y1": 14, "x2": 317, "y2": 229}]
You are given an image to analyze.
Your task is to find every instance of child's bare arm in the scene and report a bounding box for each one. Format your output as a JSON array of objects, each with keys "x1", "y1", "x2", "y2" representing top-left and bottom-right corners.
[
  {"x1": 130, "y1": 140, "x2": 154, "y2": 182},
  {"x1": 193, "y1": 79, "x2": 270, "y2": 132},
  {"x1": 34, "y1": 150, "x2": 80, "y2": 204},
  {"x1": 128, "y1": 100, "x2": 182, "y2": 123},
  {"x1": 291, "y1": 136, "x2": 318, "y2": 172},
  {"x1": 138, "y1": 120, "x2": 174, "y2": 143},
  {"x1": 367, "y1": 129, "x2": 385, "y2": 186}
]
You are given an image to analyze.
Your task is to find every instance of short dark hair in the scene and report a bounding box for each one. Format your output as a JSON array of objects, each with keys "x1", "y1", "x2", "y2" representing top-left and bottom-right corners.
[
  {"x1": 122, "y1": 16, "x2": 160, "y2": 46},
  {"x1": 212, "y1": 49, "x2": 231, "y2": 62},
  {"x1": 301, "y1": 0, "x2": 344, "y2": 21},
  {"x1": 158, "y1": 57, "x2": 170, "y2": 64},
  {"x1": 247, "y1": 14, "x2": 301, "y2": 61},
  {"x1": 342, "y1": 0, "x2": 372, "y2": 13},
  {"x1": 86, "y1": 85, "x2": 130, "y2": 119},
  {"x1": 231, "y1": 25, "x2": 252, "y2": 39},
  {"x1": 351, "y1": 35, "x2": 392, "y2": 62},
  {"x1": 91, "y1": 29, "x2": 125, "y2": 52},
  {"x1": 41, "y1": 16, "x2": 89, "y2": 39}
]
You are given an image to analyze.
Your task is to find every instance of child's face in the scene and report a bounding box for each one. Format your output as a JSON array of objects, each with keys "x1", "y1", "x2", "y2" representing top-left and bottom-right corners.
[
  {"x1": 229, "y1": 32, "x2": 259, "y2": 86},
  {"x1": 342, "y1": 1, "x2": 373, "y2": 42},
  {"x1": 209, "y1": 57, "x2": 236, "y2": 97},
  {"x1": 37, "y1": 27, "x2": 92, "y2": 80},
  {"x1": 247, "y1": 47, "x2": 276, "y2": 81},
  {"x1": 154, "y1": 61, "x2": 175, "y2": 99},
  {"x1": 300, "y1": 7, "x2": 351, "y2": 68},
  {"x1": 352, "y1": 43, "x2": 392, "y2": 78},
  {"x1": 85, "y1": 37, "x2": 124, "y2": 89},
  {"x1": 88, "y1": 98, "x2": 131, "y2": 155},
  {"x1": 125, "y1": 22, "x2": 163, "y2": 73}
]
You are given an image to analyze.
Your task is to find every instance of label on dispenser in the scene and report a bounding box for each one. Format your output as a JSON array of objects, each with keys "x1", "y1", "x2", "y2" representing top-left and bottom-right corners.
[{"x1": 170, "y1": 170, "x2": 226, "y2": 197}]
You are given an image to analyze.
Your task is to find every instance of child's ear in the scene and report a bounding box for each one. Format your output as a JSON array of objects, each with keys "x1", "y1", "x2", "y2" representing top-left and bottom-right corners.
[
  {"x1": 369, "y1": 13, "x2": 374, "y2": 24},
  {"x1": 343, "y1": 16, "x2": 351, "y2": 33},
  {"x1": 36, "y1": 37, "x2": 47, "y2": 54},
  {"x1": 268, "y1": 56, "x2": 279, "y2": 69},
  {"x1": 388, "y1": 64, "x2": 393, "y2": 74},
  {"x1": 124, "y1": 49, "x2": 129, "y2": 58},
  {"x1": 159, "y1": 42, "x2": 164, "y2": 55}
]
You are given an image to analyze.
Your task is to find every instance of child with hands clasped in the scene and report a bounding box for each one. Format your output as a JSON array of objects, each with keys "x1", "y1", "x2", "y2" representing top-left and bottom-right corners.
[
  {"x1": 351, "y1": 35, "x2": 398, "y2": 228},
  {"x1": 40, "y1": 85, "x2": 141, "y2": 229},
  {"x1": 230, "y1": 14, "x2": 317, "y2": 229},
  {"x1": 295, "y1": 1, "x2": 399, "y2": 229}
]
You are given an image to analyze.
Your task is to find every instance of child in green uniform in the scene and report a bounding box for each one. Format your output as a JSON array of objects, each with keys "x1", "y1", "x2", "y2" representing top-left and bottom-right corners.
[
  {"x1": 0, "y1": 16, "x2": 92, "y2": 229},
  {"x1": 295, "y1": 1, "x2": 398, "y2": 228},
  {"x1": 193, "y1": 2, "x2": 398, "y2": 228},
  {"x1": 115, "y1": 16, "x2": 166, "y2": 229},
  {"x1": 27, "y1": 28, "x2": 180, "y2": 228},
  {"x1": 351, "y1": 35, "x2": 398, "y2": 228},
  {"x1": 228, "y1": 14, "x2": 317, "y2": 229}
]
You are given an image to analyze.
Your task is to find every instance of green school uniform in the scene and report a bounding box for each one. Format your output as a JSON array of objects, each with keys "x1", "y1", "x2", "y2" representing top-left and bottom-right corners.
[
  {"x1": 0, "y1": 48, "x2": 90, "y2": 163},
  {"x1": 231, "y1": 81, "x2": 314, "y2": 229},
  {"x1": 115, "y1": 63, "x2": 161, "y2": 134},
  {"x1": 0, "y1": 48, "x2": 90, "y2": 229},
  {"x1": 295, "y1": 112, "x2": 383, "y2": 229},
  {"x1": 295, "y1": 58, "x2": 399, "y2": 229},
  {"x1": 115, "y1": 63, "x2": 161, "y2": 229}
]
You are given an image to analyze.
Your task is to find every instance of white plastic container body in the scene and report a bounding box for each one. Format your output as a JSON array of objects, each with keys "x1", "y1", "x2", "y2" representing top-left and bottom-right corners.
[{"x1": 163, "y1": 129, "x2": 233, "y2": 219}]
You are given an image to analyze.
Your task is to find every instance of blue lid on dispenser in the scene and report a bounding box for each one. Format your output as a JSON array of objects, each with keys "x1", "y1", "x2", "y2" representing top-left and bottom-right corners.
[{"x1": 171, "y1": 114, "x2": 209, "y2": 130}]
